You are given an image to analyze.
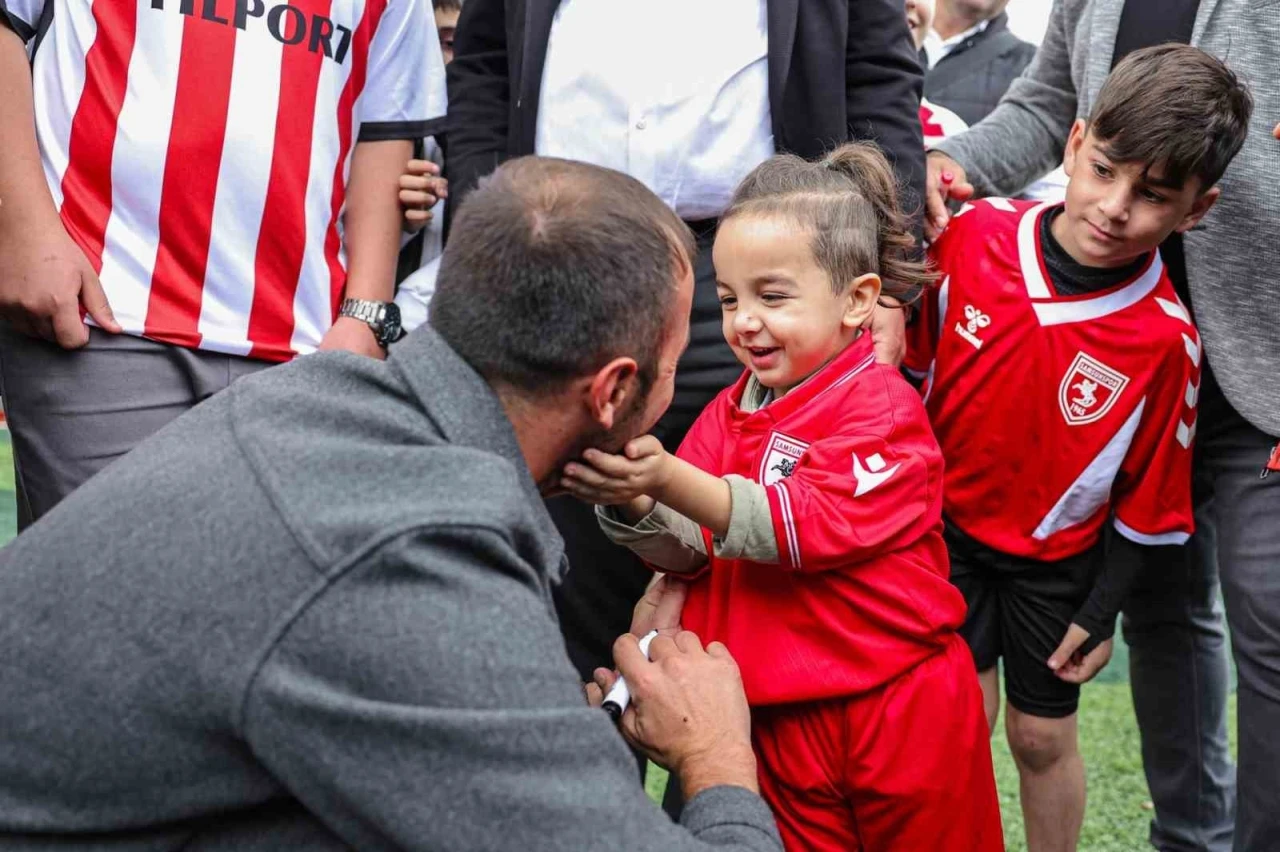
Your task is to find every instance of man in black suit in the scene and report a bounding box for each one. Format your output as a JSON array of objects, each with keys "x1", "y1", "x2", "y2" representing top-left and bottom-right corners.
[
  {"x1": 920, "y1": 0, "x2": 1036, "y2": 127},
  {"x1": 445, "y1": 0, "x2": 928, "y2": 699}
]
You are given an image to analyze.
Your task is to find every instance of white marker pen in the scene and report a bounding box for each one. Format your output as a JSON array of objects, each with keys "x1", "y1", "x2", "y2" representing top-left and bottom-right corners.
[{"x1": 602, "y1": 629, "x2": 660, "y2": 722}]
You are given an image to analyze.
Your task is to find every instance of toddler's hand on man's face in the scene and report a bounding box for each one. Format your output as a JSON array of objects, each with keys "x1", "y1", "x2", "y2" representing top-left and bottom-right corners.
[{"x1": 560, "y1": 437, "x2": 672, "y2": 506}]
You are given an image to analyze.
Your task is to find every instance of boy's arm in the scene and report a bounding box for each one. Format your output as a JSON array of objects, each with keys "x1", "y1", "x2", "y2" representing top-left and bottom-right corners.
[
  {"x1": 0, "y1": 25, "x2": 120, "y2": 347},
  {"x1": 1111, "y1": 332, "x2": 1200, "y2": 546},
  {"x1": 1069, "y1": 533, "x2": 1149, "y2": 654},
  {"x1": 320, "y1": 0, "x2": 444, "y2": 356},
  {"x1": 320, "y1": 139, "x2": 413, "y2": 357},
  {"x1": 1069, "y1": 325, "x2": 1203, "y2": 651}
]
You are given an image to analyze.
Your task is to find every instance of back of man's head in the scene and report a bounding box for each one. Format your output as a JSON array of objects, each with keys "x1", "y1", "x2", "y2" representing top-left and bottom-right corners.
[
  {"x1": 1090, "y1": 44, "x2": 1253, "y2": 191},
  {"x1": 430, "y1": 157, "x2": 695, "y2": 397}
]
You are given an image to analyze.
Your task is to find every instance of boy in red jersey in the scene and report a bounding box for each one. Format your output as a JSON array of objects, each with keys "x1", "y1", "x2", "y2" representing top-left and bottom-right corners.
[
  {"x1": 906, "y1": 45, "x2": 1252, "y2": 852},
  {"x1": 562, "y1": 143, "x2": 1002, "y2": 852}
]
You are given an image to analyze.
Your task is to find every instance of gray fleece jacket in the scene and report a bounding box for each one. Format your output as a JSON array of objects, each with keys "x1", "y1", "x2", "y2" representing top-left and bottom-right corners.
[
  {"x1": 936, "y1": 0, "x2": 1280, "y2": 436},
  {"x1": 0, "y1": 328, "x2": 781, "y2": 852}
]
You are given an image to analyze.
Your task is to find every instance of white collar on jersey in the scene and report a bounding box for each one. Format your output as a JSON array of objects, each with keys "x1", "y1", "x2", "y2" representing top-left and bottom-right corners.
[{"x1": 1016, "y1": 201, "x2": 1166, "y2": 327}]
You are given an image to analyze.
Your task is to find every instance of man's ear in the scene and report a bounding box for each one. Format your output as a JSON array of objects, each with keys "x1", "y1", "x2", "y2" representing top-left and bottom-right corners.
[
  {"x1": 1176, "y1": 186, "x2": 1221, "y2": 234},
  {"x1": 844, "y1": 272, "x2": 882, "y2": 330},
  {"x1": 585, "y1": 356, "x2": 640, "y2": 431},
  {"x1": 1062, "y1": 119, "x2": 1088, "y2": 177}
]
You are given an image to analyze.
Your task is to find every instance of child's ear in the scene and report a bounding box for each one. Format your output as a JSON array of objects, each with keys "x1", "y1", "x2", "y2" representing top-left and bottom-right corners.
[
  {"x1": 1176, "y1": 186, "x2": 1221, "y2": 234},
  {"x1": 1062, "y1": 119, "x2": 1088, "y2": 176},
  {"x1": 844, "y1": 273, "x2": 882, "y2": 330}
]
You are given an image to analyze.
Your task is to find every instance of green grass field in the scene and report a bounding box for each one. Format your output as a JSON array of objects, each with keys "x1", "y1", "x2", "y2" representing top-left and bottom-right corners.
[
  {"x1": 0, "y1": 429, "x2": 1236, "y2": 850},
  {"x1": 1, "y1": 430, "x2": 15, "y2": 544}
]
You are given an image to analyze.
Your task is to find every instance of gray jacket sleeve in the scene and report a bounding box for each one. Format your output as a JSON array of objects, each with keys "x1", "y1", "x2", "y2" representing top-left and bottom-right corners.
[
  {"x1": 596, "y1": 476, "x2": 780, "y2": 570},
  {"x1": 241, "y1": 527, "x2": 781, "y2": 852},
  {"x1": 934, "y1": 0, "x2": 1079, "y2": 196}
]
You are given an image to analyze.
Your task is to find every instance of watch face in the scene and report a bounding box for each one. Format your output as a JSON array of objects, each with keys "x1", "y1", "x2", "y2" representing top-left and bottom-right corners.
[{"x1": 380, "y1": 302, "x2": 403, "y2": 345}]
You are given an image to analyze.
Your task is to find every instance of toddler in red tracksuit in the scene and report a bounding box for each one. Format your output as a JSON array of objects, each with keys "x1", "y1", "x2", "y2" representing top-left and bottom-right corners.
[{"x1": 561, "y1": 143, "x2": 1003, "y2": 852}]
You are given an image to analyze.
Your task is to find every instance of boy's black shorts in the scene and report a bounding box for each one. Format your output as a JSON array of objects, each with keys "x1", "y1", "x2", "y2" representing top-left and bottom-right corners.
[{"x1": 944, "y1": 520, "x2": 1103, "y2": 719}]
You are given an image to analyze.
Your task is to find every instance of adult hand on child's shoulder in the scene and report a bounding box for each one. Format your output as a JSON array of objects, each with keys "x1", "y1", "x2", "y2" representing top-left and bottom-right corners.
[
  {"x1": 924, "y1": 151, "x2": 973, "y2": 242},
  {"x1": 869, "y1": 300, "x2": 907, "y2": 367},
  {"x1": 1047, "y1": 623, "x2": 1114, "y2": 685}
]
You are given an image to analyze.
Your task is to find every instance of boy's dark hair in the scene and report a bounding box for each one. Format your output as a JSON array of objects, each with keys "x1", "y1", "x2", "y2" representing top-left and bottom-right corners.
[
  {"x1": 432, "y1": 0, "x2": 462, "y2": 11},
  {"x1": 430, "y1": 157, "x2": 695, "y2": 398},
  {"x1": 722, "y1": 142, "x2": 934, "y2": 303},
  {"x1": 1089, "y1": 44, "x2": 1253, "y2": 190}
]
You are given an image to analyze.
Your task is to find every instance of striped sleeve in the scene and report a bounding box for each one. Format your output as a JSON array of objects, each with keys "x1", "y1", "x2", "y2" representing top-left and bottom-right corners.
[
  {"x1": 766, "y1": 428, "x2": 936, "y2": 573},
  {"x1": 0, "y1": 0, "x2": 42, "y2": 40},
  {"x1": 356, "y1": 0, "x2": 445, "y2": 141},
  {"x1": 1112, "y1": 328, "x2": 1200, "y2": 546}
]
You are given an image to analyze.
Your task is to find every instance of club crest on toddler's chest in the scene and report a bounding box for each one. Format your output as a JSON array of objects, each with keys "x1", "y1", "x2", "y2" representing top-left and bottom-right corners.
[{"x1": 759, "y1": 432, "x2": 810, "y2": 485}]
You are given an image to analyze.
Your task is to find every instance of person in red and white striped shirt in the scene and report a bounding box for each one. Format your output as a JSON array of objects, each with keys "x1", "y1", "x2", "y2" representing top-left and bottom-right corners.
[{"x1": 0, "y1": 0, "x2": 445, "y2": 528}]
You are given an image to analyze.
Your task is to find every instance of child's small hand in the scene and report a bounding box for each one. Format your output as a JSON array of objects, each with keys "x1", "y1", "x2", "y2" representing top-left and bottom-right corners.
[
  {"x1": 1047, "y1": 623, "x2": 1114, "y2": 684},
  {"x1": 631, "y1": 573, "x2": 689, "y2": 638},
  {"x1": 561, "y1": 436, "x2": 672, "y2": 506},
  {"x1": 399, "y1": 159, "x2": 447, "y2": 232}
]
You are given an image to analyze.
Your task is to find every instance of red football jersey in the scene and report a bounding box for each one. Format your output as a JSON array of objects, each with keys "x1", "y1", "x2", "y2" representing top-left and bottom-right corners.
[
  {"x1": 907, "y1": 199, "x2": 1201, "y2": 561},
  {"x1": 675, "y1": 333, "x2": 966, "y2": 706}
]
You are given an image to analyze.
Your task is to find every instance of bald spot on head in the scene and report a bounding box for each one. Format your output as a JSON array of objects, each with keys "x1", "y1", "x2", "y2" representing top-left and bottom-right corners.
[{"x1": 429, "y1": 156, "x2": 695, "y2": 397}]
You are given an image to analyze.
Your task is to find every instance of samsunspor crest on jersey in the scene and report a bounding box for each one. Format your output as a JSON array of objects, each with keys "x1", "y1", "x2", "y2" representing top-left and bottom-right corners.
[
  {"x1": 150, "y1": 0, "x2": 357, "y2": 64},
  {"x1": 760, "y1": 432, "x2": 810, "y2": 487},
  {"x1": 1058, "y1": 351, "x2": 1130, "y2": 426}
]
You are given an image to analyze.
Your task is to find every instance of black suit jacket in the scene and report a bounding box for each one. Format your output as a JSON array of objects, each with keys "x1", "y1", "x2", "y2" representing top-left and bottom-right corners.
[
  {"x1": 923, "y1": 12, "x2": 1036, "y2": 127},
  {"x1": 444, "y1": 0, "x2": 927, "y2": 229}
]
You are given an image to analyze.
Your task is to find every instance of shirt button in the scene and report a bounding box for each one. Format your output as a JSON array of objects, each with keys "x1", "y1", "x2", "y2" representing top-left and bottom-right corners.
[{"x1": 635, "y1": 119, "x2": 647, "y2": 130}]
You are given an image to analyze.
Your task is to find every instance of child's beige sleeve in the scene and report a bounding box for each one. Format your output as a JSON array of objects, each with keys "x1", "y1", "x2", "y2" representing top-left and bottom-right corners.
[
  {"x1": 596, "y1": 503, "x2": 709, "y2": 574},
  {"x1": 594, "y1": 474, "x2": 779, "y2": 571},
  {"x1": 715, "y1": 475, "x2": 780, "y2": 563}
]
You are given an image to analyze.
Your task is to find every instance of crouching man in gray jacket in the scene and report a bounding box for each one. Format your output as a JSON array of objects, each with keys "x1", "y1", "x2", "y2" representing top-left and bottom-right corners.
[{"x1": 0, "y1": 157, "x2": 782, "y2": 852}]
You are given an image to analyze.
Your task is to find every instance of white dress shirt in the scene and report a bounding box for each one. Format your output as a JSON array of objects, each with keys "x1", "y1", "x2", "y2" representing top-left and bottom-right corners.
[
  {"x1": 535, "y1": 0, "x2": 774, "y2": 220},
  {"x1": 922, "y1": 20, "x2": 990, "y2": 69}
]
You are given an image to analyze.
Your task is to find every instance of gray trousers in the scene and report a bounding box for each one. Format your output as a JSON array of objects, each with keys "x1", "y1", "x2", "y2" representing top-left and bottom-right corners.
[
  {"x1": 0, "y1": 326, "x2": 270, "y2": 530},
  {"x1": 1195, "y1": 363, "x2": 1280, "y2": 852},
  {"x1": 1125, "y1": 470, "x2": 1235, "y2": 852},
  {"x1": 1128, "y1": 357, "x2": 1280, "y2": 852}
]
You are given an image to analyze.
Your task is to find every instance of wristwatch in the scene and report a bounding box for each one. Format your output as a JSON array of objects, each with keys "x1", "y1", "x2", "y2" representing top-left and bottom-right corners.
[{"x1": 338, "y1": 298, "x2": 403, "y2": 348}]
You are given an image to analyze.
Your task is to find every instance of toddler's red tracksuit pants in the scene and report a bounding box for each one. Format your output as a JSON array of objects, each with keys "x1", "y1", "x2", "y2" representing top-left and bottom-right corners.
[{"x1": 750, "y1": 635, "x2": 1003, "y2": 851}]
